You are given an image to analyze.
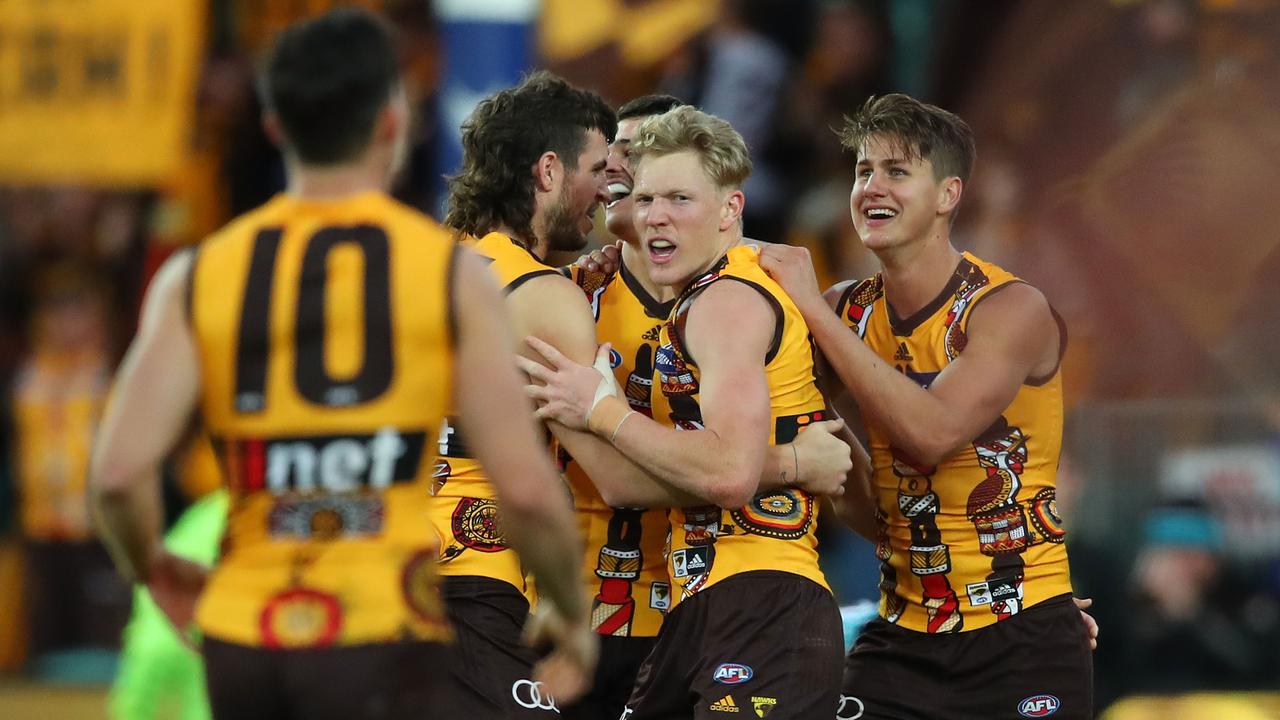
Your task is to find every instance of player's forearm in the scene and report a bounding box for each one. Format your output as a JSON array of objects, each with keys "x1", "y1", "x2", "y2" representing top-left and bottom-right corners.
[
  {"x1": 90, "y1": 469, "x2": 163, "y2": 585},
  {"x1": 498, "y1": 482, "x2": 587, "y2": 622},
  {"x1": 801, "y1": 304, "x2": 957, "y2": 465},
  {"x1": 571, "y1": 424, "x2": 807, "y2": 504},
  {"x1": 555, "y1": 423, "x2": 706, "y2": 508},
  {"x1": 834, "y1": 423, "x2": 877, "y2": 541},
  {"x1": 590, "y1": 397, "x2": 762, "y2": 509},
  {"x1": 758, "y1": 443, "x2": 802, "y2": 491}
]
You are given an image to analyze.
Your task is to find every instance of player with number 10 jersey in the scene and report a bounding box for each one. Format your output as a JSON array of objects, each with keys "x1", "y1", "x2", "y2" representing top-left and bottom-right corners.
[{"x1": 189, "y1": 190, "x2": 457, "y2": 649}]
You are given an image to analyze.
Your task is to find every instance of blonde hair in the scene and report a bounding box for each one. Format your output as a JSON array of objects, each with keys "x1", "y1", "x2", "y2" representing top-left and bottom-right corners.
[{"x1": 630, "y1": 106, "x2": 752, "y2": 190}]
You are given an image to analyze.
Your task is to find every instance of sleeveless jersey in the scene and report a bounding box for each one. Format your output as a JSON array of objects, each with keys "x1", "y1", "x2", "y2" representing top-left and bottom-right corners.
[
  {"x1": 12, "y1": 350, "x2": 109, "y2": 541},
  {"x1": 835, "y1": 251, "x2": 1072, "y2": 633},
  {"x1": 190, "y1": 191, "x2": 454, "y2": 648},
  {"x1": 562, "y1": 260, "x2": 673, "y2": 637},
  {"x1": 651, "y1": 244, "x2": 830, "y2": 607},
  {"x1": 427, "y1": 232, "x2": 560, "y2": 592}
]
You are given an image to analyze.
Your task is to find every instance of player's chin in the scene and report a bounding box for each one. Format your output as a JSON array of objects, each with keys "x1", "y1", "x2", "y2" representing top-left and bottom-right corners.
[
  {"x1": 549, "y1": 231, "x2": 590, "y2": 254},
  {"x1": 605, "y1": 212, "x2": 631, "y2": 239},
  {"x1": 647, "y1": 263, "x2": 684, "y2": 288}
]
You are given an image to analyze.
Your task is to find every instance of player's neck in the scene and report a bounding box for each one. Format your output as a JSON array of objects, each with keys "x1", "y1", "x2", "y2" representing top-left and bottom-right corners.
[
  {"x1": 684, "y1": 227, "x2": 743, "y2": 287},
  {"x1": 620, "y1": 239, "x2": 675, "y2": 302},
  {"x1": 495, "y1": 224, "x2": 547, "y2": 261},
  {"x1": 287, "y1": 156, "x2": 388, "y2": 201},
  {"x1": 878, "y1": 234, "x2": 963, "y2": 320}
]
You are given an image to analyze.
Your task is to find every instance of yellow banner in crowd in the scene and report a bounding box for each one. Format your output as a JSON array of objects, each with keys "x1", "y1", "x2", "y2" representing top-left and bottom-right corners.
[
  {"x1": 0, "y1": 0, "x2": 204, "y2": 186},
  {"x1": 540, "y1": 0, "x2": 719, "y2": 67}
]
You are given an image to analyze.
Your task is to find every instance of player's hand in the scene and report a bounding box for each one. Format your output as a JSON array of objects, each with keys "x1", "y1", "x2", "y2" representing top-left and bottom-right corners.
[
  {"x1": 1073, "y1": 596, "x2": 1099, "y2": 650},
  {"x1": 791, "y1": 418, "x2": 853, "y2": 496},
  {"x1": 758, "y1": 244, "x2": 824, "y2": 314},
  {"x1": 145, "y1": 549, "x2": 209, "y2": 647},
  {"x1": 576, "y1": 241, "x2": 622, "y2": 274},
  {"x1": 520, "y1": 337, "x2": 621, "y2": 429},
  {"x1": 523, "y1": 601, "x2": 599, "y2": 705}
]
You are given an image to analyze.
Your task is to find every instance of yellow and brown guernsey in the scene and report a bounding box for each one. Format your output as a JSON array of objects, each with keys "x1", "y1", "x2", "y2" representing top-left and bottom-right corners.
[
  {"x1": 428, "y1": 232, "x2": 561, "y2": 593},
  {"x1": 562, "y1": 261, "x2": 674, "y2": 636},
  {"x1": 835, "y1": 251, "x2": 1072, "y2": 634},
  {"x1": 189, "y1": 191, "x2": 454, "y2": 648},
  {"x1": 651, "y1": 244, "x2": 830, "y2": 607}
]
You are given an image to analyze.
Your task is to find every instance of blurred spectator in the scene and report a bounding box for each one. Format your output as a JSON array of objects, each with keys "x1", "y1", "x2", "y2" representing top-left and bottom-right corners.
[
  {"x1": 384, "y1": 0, "x2": 446, "y2": 212},
  {"x1": 1115, "y1": 0, "x2": 1197, "y2": 126},
  {"x1": 781, "y1": 0, "x2": 892, "y2": 285},
  {"x1": 1121, "y1": 500, "x2": 1278, "y2": 694},
  {"x1": 659, "y1": 0, "x2": 819, "y2": 242},
  {"x1": 8, "y1": 262, "x2": 130, "y2": 669}
]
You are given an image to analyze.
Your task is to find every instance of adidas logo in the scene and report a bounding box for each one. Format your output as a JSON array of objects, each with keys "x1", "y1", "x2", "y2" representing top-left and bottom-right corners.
[
  {"x1": 710, "y1": 695, "x2": 740, "y2": 713},
  {"x1": 643, "y1": 325, "x2": 662, "y2": 341},
  {"x1": 686, "y1": 554, "x2": 706, "y2": 570},
  {"x1": 893, "y1": 342, "x2": 913, "y2": 362}
]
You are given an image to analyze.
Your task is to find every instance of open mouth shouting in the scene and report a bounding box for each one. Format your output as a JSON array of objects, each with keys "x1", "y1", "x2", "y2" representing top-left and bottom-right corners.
[
  {"x1": 606, "y1": 181, "x2": 632, "y2": 209},
  {"x1": 647, "y1": 235, "x2": 676, "y2": 264}
]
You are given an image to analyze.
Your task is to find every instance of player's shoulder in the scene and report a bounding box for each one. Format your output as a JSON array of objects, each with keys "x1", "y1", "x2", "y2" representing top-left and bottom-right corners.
[
  {"x1": 350, "y1": 196, "x2": 455, "y2": 258},
  {"x1": 828, "y1": 273, "x2": 884, "y2": 313},
  {"x1": 969, "y1": 280, "x2": 1052, "y2": 325},
  {"x1": 686, "y1": 274, "x2": 775, "y2": 329},
  {"x1": 153, "y1": 247, "x2": 196, "y2": 292},
  {"x1": 822, "y1": 278, "x2": 859, "y2": 309},
  {"x1": 510, "y1": 266, "x2": 586, "y2": 304},
  {"x1": 377, "y1": 195, "x2": 453, "y2": 238},
  {"x1": 200, "y1": 199, "x2": 286, "y2": 252}
]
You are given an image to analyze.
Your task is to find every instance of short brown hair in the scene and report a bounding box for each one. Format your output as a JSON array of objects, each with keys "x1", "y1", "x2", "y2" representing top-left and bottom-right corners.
[
  {"x1": 630, "y1": 106, "x2": 751, "y2": 190},
  {"x1": 838, "y1": 93, "x2": 975, "y2": 184}
]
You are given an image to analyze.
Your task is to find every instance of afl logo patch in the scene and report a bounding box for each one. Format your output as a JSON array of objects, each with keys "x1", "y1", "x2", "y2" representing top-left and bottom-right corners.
[
  {"x1": 730, "y1": 490, "x2": 813, "y2": 540},
  {"x1": 609, "y1": 348, "x2": 623, "y2": 368},
  {"x1": 259, "y1": 587, "x2": 341, "y2": 649},
  {"x1": 451, "y1": 497, "x2": 506, "y2": 552},
  {"x1": 1018, "y1": 694, "x2": 1060, "y2": 717},
  {"x1": 713, "y1": 663, "x2": 753, "y2": 684}
]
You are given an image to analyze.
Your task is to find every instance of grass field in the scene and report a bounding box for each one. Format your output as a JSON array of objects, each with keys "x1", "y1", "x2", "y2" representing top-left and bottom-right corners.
[{"x1": 0, "y1": 681, "x2": 108, "y2": 720}]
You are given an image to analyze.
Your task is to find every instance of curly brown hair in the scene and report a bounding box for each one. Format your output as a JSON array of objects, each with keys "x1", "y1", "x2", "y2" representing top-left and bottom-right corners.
[{"x1": 445, "y1": 71, "x2": 616, "y2": 246}]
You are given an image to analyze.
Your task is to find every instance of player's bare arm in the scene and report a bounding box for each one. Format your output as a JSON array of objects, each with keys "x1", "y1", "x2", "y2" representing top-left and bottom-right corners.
[
  {"x1": 815, "y1": 281, "x2": 877, "y2": 539},
  {"x1": 517, "y1": 270, "x2": 848, "y2": 506},
  {"x1": 506, "y1": 271, "x2": 712, "y2": 510},
  {"x1": 449, "y1": 249, "x2": 597, "y2": 701},
  {"x1": 762, "y1": 244, "x2": 1058, "y2": 467},
  {"x1": 89, "y1": 250, "x2": 209, "y2": 629},
  {"x1": 526, "y1": 280, "x2": 778, "y2": 510},
  {"x1": 825, "y1": 409, "x2": 876, "y2": 541}
]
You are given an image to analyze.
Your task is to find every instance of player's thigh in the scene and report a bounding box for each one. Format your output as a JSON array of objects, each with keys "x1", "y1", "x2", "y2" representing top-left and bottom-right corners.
[{"x1": 692, "y1": 573, "x2": 843, "y2": 720}]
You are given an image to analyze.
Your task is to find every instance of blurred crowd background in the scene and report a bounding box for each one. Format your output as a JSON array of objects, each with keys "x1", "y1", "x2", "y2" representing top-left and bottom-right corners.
[{"x1": 1, "y1": 0, "x2": 1278, "y2": 717}]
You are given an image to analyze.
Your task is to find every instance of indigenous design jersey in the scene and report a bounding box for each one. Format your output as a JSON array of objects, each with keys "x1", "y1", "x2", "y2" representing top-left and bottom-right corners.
[
  {"x1": 652, "y1": 245, "x2": 830, "y2": 607},
  {"x1": 563, "y1": 260, "x2": 674, "y2": 636},
  {"x1": 189, "y1": 191, "x2": 454, "y2": 648},
  {"x1": 835, "y1": 251, "x2": 1072, "y2": 634},
  {"x1": 428, "y1": 232, "x2": 560, "y2": 592}
]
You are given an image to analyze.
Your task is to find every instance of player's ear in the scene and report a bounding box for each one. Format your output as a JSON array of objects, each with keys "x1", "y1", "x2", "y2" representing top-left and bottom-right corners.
[
  {"x1": 937, "y1": 176, "x2": 962, "y2": 216},
  {"x1": 377, "y1": 85, "x2": 409, "y2": 144},
  {"x1": 262, "y1": 111, "x2": 286, "y2": 150},
  {"x1": 532, "y1": 151, "x2": 560, "y2": 193},
  {"x1": 719, "y1": 190, "x2": 745, "y2": 232}
]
